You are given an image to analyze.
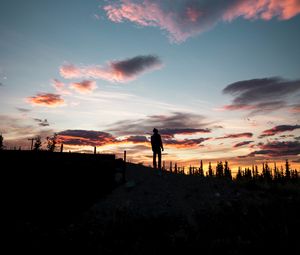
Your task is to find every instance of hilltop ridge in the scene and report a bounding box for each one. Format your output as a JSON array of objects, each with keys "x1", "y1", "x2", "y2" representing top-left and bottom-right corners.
[{"x1": 58, "y1": 163, "x2": 300, "y2": 254}]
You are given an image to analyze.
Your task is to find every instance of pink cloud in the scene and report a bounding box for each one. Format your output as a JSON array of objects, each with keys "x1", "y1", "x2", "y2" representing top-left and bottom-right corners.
[
  {"x1": 52, "y1": 79, "x2": 71, "y2": 95},
  {"x1": 59, "y1": 55, "x2": 162, "y2": 82},
  {"x1": 59, "y1": 64, "x2": 82, "y2": 79},
  {"x1": 27, "y1": 93, "x2": 65, "y2": 107},
  {"x1": 70, "y1": 80, "x2": 97, "y2": 94},
  {"x1": 103, "y1": 0, "x2": 300, "y2": 43}
]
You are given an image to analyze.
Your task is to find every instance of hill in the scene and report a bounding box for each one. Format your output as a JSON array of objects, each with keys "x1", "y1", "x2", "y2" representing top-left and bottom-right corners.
[{"x1": 16, "y1": 162, "x2": 300, "y2": 254}]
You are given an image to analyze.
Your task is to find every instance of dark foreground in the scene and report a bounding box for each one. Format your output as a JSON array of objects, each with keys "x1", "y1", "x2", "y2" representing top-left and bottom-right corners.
[{"x1": 7, "y1": 152, "x2": 300, "y2": 254}]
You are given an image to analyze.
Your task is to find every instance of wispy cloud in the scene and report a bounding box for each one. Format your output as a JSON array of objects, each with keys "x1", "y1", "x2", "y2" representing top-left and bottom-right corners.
[
  {"x1": 216, "y1": 132, "x2": 253, "y2": 139},
  {"x1": 60, "y1": 55, "x2": 162, "y2": 82},
  {"x1": 123, "y1": 135, "x2": 149, "y2": 143},
  {"x1": 52, "y1": 79, "x2": 71, "y2": 95},
  {"x1": 108, "y1": 111, "x2": 212, "y2": 136},
  {"x1": 70, "y1": 80, "x2": 97, "y2": 94},
  {"x1": 233, "y1": 140, "x2": 254, "y2": 148},
  {"x1": 290, "y1": 104, "x2": 300, "y2": 113},
  {"x1": 103, "y1": 0, "x2": 300, "y2": 43},
  {"x1": 259, "y1": 124, "x2": 300, "y2": 138},
  {"x1": 33, "y1": 118, "x2": 50, "y2": 127},
  {"x1": 16, "y1": 107, "x2": 31, "y2": 113},
  {"x1": 27, "y1": 93, "x2": 65, "y2": 107},
  {"x1": 223, "y1": 77, "x2": 300, "y2": 115},
  {"x1": 58, "y1": 130, "x2": 116, "y2": 146},
  {"x1": 245, "y1": 141, "x2": 300, "y2": 157},
  {"x1": 163, "y1": 137, "x2": 210, "y2": 148},
  {"x1": 159, "y1": 128, "x2": 211, "y2": 138}
]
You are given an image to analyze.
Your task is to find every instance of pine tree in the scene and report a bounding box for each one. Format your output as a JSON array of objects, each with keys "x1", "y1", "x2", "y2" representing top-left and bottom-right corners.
[
  {"x1": 224, "y1": 161, "x2": 232, "y2": 179},
  {"x1": 236, "y1": 167, "x2": 242, "y2": 180},
  {"x1": 199, "y1": 160, "x2": 204, "y2": 177},
  {"x1": 216, "y1": 161, "x2": 224, "y2": 177},
  {"x1": 285, "y1": 159, "x2": 291, "y2": 179},
  {"x1": 208, "y1": 162, "x2": 213, "y2": 176}
]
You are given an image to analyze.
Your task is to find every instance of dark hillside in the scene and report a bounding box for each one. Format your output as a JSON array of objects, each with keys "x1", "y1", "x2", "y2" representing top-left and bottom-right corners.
[{"x1": 10, "y1": 160, "x2": 299, "y2": 254}]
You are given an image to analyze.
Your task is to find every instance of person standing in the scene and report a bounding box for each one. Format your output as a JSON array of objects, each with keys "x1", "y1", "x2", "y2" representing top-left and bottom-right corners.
[{"x1": 151, "y1": 128, "x2": 164, "y2": 169}]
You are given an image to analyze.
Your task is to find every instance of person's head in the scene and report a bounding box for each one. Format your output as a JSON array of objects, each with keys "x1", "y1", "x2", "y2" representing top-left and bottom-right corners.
[{"x1": 153, "y1": 128, "x2": 158, "y2": 134}]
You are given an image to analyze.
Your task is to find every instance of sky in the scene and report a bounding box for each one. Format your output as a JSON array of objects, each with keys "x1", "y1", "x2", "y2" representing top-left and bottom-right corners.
[{"x1": 1, "y1": 0, "x2": 300, "y2": 170}]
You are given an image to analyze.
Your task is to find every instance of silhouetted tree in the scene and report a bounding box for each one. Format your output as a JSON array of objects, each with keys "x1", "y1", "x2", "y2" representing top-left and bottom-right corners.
[
  {"x1": 33, "y1": 136, "x2": 42, "y2": 151},
  {"x1": 216, "y1": 161, "x2": 224, "y2": 177},
  {"x1": 0, "y1": 133, "x2": 3, "y2": 150},
  {"x1": 208, "y1": 162, "x2": 213, "y2": 176},
  {"x1": 199, "y1": 160, "x2": 204, "y2": 177},
  {"x1": 255, "y1": 165, "x2": 259, "y2": 179},
  {"x1": 263, "y1": 162, "x2": 272, "y2": 181},
  {"x1": 224, "y1": 161, "x2": 232, "y2": 179},
  {"x1": 285, "y1": 159, "x2": 291, "y2": 179},
  {"x1": 47, "y1": 133, "x2": 57, "y2": 152},
  {"x1": 236, "y1": 167, "x2": 242, "y2": 180}
]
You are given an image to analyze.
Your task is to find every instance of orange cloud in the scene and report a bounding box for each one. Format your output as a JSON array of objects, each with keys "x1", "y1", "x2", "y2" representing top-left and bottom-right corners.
[
  {"x1": 70, "y1": 80, "x2": 97, "y2": 94},
  {"x1": 27, "y1": 93, "x2": 65, "y2": 107}
]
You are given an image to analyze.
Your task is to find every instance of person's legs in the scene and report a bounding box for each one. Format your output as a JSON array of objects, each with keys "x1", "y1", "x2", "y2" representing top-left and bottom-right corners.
[
  {"x1": 153, "y1": 151, "x2": 157, "y2": 169},
  {"x1": 158, "y1": 150, "x2": 161, "y2": 170}
]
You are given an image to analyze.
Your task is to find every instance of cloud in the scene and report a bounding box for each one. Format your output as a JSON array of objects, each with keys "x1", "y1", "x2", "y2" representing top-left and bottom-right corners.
[
  {"x1": 16, "y1": 107, "x2": 31, "y2": 113},
  {"x1": 70, "y1": 80, "x2": 97, "y2": 94},
  {"x1": 108, "y1": 111, "x2": 212, "y2": 136},
  {"x1": 216, "y1": 132, "x2": 253, "y2": 139},
  {"x1": 163, "y1": 137, "x2": 209, "y2": 148},
  {"x1": 60, "y1": 55, "x2": 162, "y2": 82},
  {"x1": 159, "y1": 128, "x2": 211, "y2": 139},
  {"x1": 27, "y1": 93, "x2": 65, "y2": 107},
  {"x1": 52, "y1": 79, "x2": 71, "y2": 95},
  {"x1": 233, "y1": 140, "x2": 254, "y2": 148},
  {"x1": 33, "y1": 118, "x2": 50, "y2": 127},
  {"x1": 103, "y1": 0, "x2": 300, "y2": 43},
  {"x1": 259, "y1": 125, "x2": 300, "y2": 138},
  {"x1": 223, "y1": 77, "x2": 300, "y2": 114},
  {"x1": 123, "y1": 135, "x2": 149, "y2": 143},
  {"x1": 58, "y1": 130, "x2": 116, "y2": 146},
  {"x1": 290, "y1": 104, "x2": 300, "y2": 113},
  {"x1": 245, "y1": 141, "x2": 300, "y2": 157}
]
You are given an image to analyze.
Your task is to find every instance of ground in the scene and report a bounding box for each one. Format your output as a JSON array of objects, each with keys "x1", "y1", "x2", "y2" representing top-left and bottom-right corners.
[{"x1": 14, "y1": 163, "x2": 300, "y2": 254}]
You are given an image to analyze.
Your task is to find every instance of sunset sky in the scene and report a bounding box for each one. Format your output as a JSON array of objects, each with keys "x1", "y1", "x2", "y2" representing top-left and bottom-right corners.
[{"x1": 1, "y1": 0, "x2": 300, "y2": 170}]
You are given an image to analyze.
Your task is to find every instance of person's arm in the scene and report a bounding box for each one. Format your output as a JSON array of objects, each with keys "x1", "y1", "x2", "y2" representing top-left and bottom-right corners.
[{"x1": 160, "y1": 135, "x2": 164, "y2": 151}]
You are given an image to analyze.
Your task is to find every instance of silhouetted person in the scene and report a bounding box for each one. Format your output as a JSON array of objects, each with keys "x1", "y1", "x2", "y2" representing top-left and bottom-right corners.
[{"x1": 151, "y1": 128, "x2": 164, "y2": 170}]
